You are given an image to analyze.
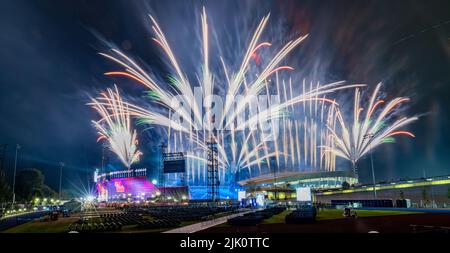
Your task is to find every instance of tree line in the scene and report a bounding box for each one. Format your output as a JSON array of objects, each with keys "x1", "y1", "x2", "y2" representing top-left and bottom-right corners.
[{"x1": 0, "y1": 168, "x2": 57, "y2": 203}]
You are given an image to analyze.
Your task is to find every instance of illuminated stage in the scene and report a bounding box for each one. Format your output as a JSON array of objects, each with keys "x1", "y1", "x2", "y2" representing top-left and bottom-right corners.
[
  {"x1": 94, "y1": 168, "x2": 227, "y2": 201},
  {"x1": 97, "y1": 176, "x2": 159, "y2": 202},
  {"x1": 96, "y1": 180, "x2": 238, "y2": 202}
]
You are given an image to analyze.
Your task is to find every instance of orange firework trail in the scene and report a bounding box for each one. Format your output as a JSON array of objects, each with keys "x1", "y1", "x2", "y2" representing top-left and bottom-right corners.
[{"x1": 322, "y1": 83, "x2": 418, "y2": 175}]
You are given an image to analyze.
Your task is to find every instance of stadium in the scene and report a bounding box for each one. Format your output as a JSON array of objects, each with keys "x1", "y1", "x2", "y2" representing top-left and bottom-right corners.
[
  {"x1": 238, "y1": 170, "x2": 358, "y2": 200},
  {"x1": 3, "y1": 0, "x2": 450, "y2": 240},
  {"x1": 94, "y1": 167, "x2": 358, "y2": 202},
  {"x1": 94, "y1": 163, "x2": 450, "y2": 209}
]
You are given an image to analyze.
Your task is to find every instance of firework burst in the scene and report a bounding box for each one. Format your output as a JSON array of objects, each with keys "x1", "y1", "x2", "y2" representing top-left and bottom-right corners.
[
  {"x1": 93, "y1": 7, "x2": 365, "y2": 185},
  {"x1": 88, "y1": 85, "x2": 142, "y2": 169},
  {"x1": 322, "y1": 83, "x2": 418, "y2": 175}
]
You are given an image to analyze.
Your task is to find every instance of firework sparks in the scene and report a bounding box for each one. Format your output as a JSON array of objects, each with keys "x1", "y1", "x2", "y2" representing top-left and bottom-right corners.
[
  {"x1": 88, "y1": 85, "x2": 142, "y2": 169},
  {"x1": 322, "y1": 83, "x2": 418, "y2": 175},
  {"x1": 94, "y1": 7, "x2": 364, "y2": 185}
]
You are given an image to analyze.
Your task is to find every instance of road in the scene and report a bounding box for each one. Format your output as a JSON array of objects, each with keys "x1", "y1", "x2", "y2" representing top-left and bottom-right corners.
[{"x1": 0, "y1": 211, "x2": 47, "y2": 231}]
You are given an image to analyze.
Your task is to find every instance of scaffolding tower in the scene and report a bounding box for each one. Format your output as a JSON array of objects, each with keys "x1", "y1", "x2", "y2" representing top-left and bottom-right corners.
[{"x1": 207, "y1": 138, "x2": 219, "y2": 202}]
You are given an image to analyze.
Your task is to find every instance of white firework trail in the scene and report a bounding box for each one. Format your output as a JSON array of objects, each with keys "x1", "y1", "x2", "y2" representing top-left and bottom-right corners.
[
  {"x1": 322, "y1": 83, "x2": 418, "y2": 175},
  {"x1": 88, "y1": 85, "x2": 142, "y2": 169}
]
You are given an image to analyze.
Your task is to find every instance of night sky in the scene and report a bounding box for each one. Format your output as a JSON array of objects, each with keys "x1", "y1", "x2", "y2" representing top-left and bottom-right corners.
[{"x1": 1, "y1": 0, "x2": 450, "y2": 191}]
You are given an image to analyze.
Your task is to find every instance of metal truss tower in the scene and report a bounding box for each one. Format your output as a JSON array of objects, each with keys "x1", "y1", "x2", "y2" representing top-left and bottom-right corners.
[{"x1": 207, "y1": 138, "x2": 219, "y2": 202}]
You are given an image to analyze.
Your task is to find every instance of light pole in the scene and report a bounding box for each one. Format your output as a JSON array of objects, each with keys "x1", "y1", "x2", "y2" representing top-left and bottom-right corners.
[
  {"x1": 273, "y1": 158, "x2": 278, "y2": 202},
  {"x1": 364, "y1": 134, "x2": 377, "y2": 199},
  {"x1": 12, "y1": 144, "x2": 21, "y2": 205},
  {"x1": 59, "y1": 162, "x2": 65, "y2": 200},
  {"x1": 423, "y1": 167, "x2": 436, "y2": 208},
  {"x1": 101, "y1": 142, "x2": 107, "y2": 175}
]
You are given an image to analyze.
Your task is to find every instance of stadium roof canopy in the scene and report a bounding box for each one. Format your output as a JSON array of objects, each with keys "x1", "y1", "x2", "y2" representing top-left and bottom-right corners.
[{"x1": 238, "y1": 170, "x2": 357, "y2": 187}]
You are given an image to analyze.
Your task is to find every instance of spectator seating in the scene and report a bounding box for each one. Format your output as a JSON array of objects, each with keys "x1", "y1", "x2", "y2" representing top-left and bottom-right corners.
[
  {"x1": 128, "y1": 206, "x2": 238, "y2": 222},
  {"x1": 68, "y1": 219, "x2": 122, "y2": 232},
  {"x1": 285, "y1": 207, "x2": 317, "y2": 224},
  {"x1": 227, "y1": 207, "x2": 285, "y2": 226},
  {"x1": 68, "y1": 205, "x2": 237, "y2": 232}
]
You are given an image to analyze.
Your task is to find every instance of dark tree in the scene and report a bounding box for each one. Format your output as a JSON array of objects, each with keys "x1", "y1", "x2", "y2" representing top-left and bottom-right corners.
[
  {"x1": 0, "y1": 170, "x2": 12, "y2": 203},
  {"x1": 15, "y1": 168, "x2": 56, "y2": 201},
  {"x1": 0, "y1": 144, "x2": 11, "y2": 203},
  {"x1": 342, "y1": 181, "x2": 350, "y2": 190}
]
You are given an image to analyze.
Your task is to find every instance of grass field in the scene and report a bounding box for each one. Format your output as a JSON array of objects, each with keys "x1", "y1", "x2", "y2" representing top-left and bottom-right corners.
[
  {"x1": 261, "y1": 210, "x2": 293, "y2": 224},
  {"x1": 316, "y1": 209, "x2": 420, "y2": 221},
  {"x1": 216, "y1": 208, "x2": 419, "y2": 227},
  {"x1": 3, "y1": 217, "x2": 79, "y2": 233}
]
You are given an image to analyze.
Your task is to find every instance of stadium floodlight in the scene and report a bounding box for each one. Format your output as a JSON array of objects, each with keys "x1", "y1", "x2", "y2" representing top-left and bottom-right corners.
[{"x1": 86, "y1": 195, "x2": 95, "y2": 203}]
